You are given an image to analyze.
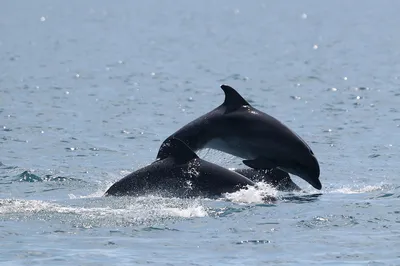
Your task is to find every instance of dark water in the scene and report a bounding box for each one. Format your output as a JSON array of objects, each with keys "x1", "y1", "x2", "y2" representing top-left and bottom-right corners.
[{"x1": 1, "y1": 1, "x2": 400, "y2": 265}]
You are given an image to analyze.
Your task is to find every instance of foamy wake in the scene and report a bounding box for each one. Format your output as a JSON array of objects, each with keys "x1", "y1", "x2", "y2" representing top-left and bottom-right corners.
[{"x1": 0, "y1": 196, "x2": 208, "y2": 223}]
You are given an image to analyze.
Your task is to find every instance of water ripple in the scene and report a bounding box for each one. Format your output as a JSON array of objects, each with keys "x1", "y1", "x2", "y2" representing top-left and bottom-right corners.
[
  {"x1": 236, "y1": 240, "x2": 271, "y2": 245},
  {"x1": 297, "y1": 214, "x2": 359, "y2": 229}
]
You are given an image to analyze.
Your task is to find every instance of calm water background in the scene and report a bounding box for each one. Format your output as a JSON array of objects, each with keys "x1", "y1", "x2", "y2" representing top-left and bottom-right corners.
[{"x1": 1, "y1": 1, "x2": 400, "y2": 265}]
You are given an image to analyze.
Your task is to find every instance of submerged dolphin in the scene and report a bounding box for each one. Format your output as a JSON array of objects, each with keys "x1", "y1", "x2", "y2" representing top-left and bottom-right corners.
[
  {"x1": 159, "y1": 85, "x2": 321, "y2": 189},
  {"x1": 105, "y1": 138, "x2": 261, "y2": 198},
  {"x1": 233, "y1": 168, "x2": 301, "y2": 192}
]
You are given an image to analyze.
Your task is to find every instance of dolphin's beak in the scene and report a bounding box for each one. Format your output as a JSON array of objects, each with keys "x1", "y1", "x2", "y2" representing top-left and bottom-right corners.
[
  {"x1": 283, "y1": 154, "x2": 321, "y2": 190},
  {"x1": 308, "y1": 176, "x2": 322, "y2": 190},
  {"x1": 304, "y1": 155, "x2": 321, "y2": 190}
]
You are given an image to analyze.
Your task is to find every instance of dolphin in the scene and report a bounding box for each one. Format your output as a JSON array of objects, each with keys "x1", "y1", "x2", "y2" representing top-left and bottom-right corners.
[
  {"x1": 232, "y1": 168, "x2": 301, "y2": 192},
  {"x1": 104, "y1": 138, "x2": 265, "y2": 198},
  {"x1": 158, "y1": 85, "x2": 321, "y2": 189}
]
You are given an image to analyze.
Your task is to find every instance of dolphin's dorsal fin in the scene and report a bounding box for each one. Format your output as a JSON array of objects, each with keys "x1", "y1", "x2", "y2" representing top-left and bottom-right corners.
[
  {"x1": 220, "y1": 84, "x2": 250, "y2": 113},
  {"x1": 156, "y1": 137, "x2": 199, "y2": 163}
]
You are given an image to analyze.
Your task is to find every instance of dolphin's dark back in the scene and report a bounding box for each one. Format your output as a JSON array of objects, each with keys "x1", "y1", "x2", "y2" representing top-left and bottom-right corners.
[
  {"x1": 104, "y1": 158, "x2": 186, "y2": 196},
  {"x1": 105, "y1": 138, "x2": 256, "y2": 197}
]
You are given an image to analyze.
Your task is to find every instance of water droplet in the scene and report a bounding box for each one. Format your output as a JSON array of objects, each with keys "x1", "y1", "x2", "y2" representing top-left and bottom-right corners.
[
  {"x1": 313, "y1": 44, "x2": 318, "y2": 50},
  {"x1": 234, "y1": 8, "x2": 240, "y2": 14},
  {"x1": 118, "y1": 60, "x2": 123, "y2": 64},
  {"x1": 151, "y1": 72, "x2": 155, "y2": 76},
  {"x1": 343, "y1": 76, "x2": 348, "y2": 81},
  {"x1": 40, "y1": 16, "x2": 46, "y2": 22},
  {"x1": 290, "y1": 96, "x2": 301, "y2": 100},
  {"x1": 330, "y1": 87, "x2": 337, "y2": 91},
  {"x1": 75, "y1": 73, "x2": 80, "y2": 78},
  {"x1": 301, "y1": 13, "x2": 308, "y2": 19},
  {"x1": 315, "y1": 216, "x2": 328, "y2": 221},
  {"x1": 65, "y1": 91, "x2": 70, "y2": 95}
]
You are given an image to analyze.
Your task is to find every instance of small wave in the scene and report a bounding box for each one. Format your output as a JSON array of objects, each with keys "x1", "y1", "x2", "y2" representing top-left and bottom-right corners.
[
  {"x1": 209, "y1": 206, "x2": 253, "y2": 217},
  {"x1": 0, "y1": 162, "x2": 18, "y2": 170},
  {"x1": 14, "y1": 170, "x2": 85, "y2": 183},
  {"x1": 280, "y1": 193, "x2": 322, "y2": 204}
]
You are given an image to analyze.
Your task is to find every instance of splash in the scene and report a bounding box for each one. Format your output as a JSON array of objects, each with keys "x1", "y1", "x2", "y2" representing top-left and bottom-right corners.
[
  {"x1": 163, "y1": 205, "x2": 208, "y2": 218},
  {"x1": 0, "y1": 196, "x2": 208, "y2": 227},
  {"x1": 223, "y1": 182, "x2": 278, "y2": 204}
]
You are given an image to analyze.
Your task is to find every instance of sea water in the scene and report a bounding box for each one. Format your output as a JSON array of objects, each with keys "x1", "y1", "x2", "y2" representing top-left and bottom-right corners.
[{"x1": 1, "y1": 1, "x2": 399, "y2": 265}]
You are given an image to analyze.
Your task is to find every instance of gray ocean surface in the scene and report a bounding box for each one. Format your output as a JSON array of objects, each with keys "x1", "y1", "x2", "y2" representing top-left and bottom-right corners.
[{"x1": 1, "y1": 1, "x2": 399, "y2": 265}]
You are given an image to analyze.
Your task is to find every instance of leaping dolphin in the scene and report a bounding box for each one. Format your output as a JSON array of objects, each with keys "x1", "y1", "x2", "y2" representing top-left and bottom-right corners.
[
  {"x1": 158, "y1": 85, "x2": 321, "y2": 189},
  {"x1": 104, "y1": 138, "x2": 267, "y2": 198}
]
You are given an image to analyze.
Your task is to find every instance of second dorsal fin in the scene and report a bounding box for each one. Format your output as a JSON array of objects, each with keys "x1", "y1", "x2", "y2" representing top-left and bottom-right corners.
[
  {"x1": 220, "y1": 84, "x2": 250, "y2": 113},
  {"x1": 156, "y1": 137, "x2": 199, "y2": 163}
]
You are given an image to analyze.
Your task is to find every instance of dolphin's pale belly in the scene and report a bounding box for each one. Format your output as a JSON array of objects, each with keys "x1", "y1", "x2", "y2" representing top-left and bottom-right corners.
[{"x1": 204, "y1": 138, "x2": 256, "y2": 159}]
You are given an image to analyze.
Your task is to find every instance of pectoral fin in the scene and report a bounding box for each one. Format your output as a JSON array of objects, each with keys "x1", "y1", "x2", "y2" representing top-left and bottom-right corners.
[{"x1": 243, "y1": 157, "x2": 276, "y2": 169}]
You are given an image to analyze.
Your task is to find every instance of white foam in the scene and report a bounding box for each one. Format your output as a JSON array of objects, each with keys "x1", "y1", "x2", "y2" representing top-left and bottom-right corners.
[
  {"x1": 163, "y1": 205, "x2": 208, "y2": 218},
  {"x1": 223, "y1": 182, "x2": 278, "y2": 204},
  {"x1": 0, "y1": 197, "x2": 208, "y2": 221}
]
